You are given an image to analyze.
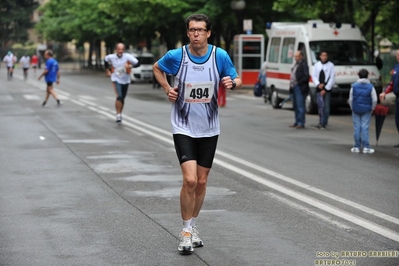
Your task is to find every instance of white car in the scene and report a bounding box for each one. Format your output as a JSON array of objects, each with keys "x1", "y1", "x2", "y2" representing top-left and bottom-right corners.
[{"x1": 129, "y1": 51, "x2": 155, "y2": 83}]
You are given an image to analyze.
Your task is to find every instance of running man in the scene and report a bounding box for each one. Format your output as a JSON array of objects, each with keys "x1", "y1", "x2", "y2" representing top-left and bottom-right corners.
[
  {"x1": 153, "y1": 13, "x2": 242, "y2": 255},
  {"x1": 19, "y1": 54, "x2": 31, "y2": 80},
  {"x1": 3, "y1": 51, "x2": 17, "y2": 80},
  {"x1": 104, "y1": 43, "x2": 139, "y2": 125},
  {"x1": 38, "y1": 50, "x2": 61, "y2": 107}
]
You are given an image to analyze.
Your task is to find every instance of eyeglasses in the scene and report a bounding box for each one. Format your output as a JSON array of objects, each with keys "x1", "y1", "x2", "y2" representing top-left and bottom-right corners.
[{"x1": 188, "y1": 28, "x2": 208, "y2": 34}]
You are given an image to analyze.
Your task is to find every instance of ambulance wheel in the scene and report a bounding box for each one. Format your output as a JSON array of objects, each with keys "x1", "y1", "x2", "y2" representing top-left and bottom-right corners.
[
  {"x1": 271, "y1": 89, "x2": 282, "y2": 109},
  {"x1": 305, "y1": 92, "x2": 317, "y2": 114}
]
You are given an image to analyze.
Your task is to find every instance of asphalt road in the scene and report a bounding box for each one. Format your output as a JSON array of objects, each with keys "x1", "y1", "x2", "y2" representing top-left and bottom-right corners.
[{"x1": 0, "y1": 63, "x2": 398, "y2": 266}]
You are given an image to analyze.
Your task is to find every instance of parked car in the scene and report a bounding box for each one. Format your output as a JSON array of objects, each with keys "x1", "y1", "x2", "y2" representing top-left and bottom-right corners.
[{"x1": 129, "y1": 51, "x2": 155, "y2": 83}]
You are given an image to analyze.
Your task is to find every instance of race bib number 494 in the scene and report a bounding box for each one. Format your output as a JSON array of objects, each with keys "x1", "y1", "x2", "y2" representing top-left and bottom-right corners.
[{"x1": 184, "y1": 81, "x2": 215, "y2": 103}]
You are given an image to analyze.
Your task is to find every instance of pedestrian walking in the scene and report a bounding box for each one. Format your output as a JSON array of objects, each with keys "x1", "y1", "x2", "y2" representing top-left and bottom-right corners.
[
  {"x1": 104, "y1": 43, "x2": 139, "y2": 125},
  {"x1": 379, "y1": 50, "x2": 399, "y2": 148},
  {"x1": 349, "y1": 69, "x2": 377, "y2": 153},
  {"x1": 152, "y1": 13, "x2": 242, "y2": 255},
  {"x1": 38, "y1": 50, "x2": 61, "y2": 107},
  {"x1": 289, "y1": 50, "x2": 309, "y2": 129},
  {"x1": 311, "y1": 51, "x2": 335, "y2": 130}
]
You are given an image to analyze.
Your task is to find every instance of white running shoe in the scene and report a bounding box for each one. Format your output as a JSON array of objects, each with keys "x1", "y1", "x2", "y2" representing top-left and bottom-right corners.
[
  {"x1": 191, "y1": 226, "x2": 203, "y2": 248},
  {"x1": 351, "y1": 147, "x2": 360, "y2": 153},
  {"x1": 115, "y1": 114, "x2": 122, "y2": 125},
  {"x1": 363, "y1": 147, "x2": 375, "y2": 154},
  {"x1": 178, "y1": 230, "x2": 194, "y2": 254}
]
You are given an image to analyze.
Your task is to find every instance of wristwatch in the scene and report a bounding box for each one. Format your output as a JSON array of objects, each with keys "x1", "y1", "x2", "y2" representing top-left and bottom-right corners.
[{"x1": 231, "y1": 79, "x2": 236, "y2": 90}]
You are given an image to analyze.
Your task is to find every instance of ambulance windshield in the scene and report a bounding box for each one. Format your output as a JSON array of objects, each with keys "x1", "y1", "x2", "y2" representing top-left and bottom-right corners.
[{"x1": 310, "y1": 41, "x2": 374, "y2": 66}]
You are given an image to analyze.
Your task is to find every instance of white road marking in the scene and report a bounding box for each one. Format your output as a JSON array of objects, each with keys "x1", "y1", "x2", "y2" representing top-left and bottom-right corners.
[
  {"x1": 233, "y1": 94, "x2": 262, "y2": 101},
  {"x1": 63, "y1": 139, "x2": 129, "y2": 144},
  {"x1": 216, "y1": 150, "x2": 399, "y2": 227},
  {"x1": 78, "y1": 95, "x2": 97, "y2": 101},
  {"x1": 80, "y1": 99, "x2": 97, "y2": 106},
  {"x1": 266, "y1": 192, "x2": 353, "y2": 231},
  {"x1": 23, "y1": 94, "x2": 41, "y2": 100},
  {"x1": 214, "y1": 157, "x2": 399, "y2": 242}
]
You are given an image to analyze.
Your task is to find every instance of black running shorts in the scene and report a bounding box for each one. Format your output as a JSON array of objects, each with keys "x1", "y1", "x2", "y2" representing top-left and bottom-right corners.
[{"x1": 173, "y1": 134, "x2": 219, "y2": 168}]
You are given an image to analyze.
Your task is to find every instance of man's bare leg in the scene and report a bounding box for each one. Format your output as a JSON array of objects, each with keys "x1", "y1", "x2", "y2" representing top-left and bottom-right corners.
[
  {"x1": 115, "y1": 100, "x2": 123, "y2": 114},
  {"x1": 180, "y1": 161, "x2": 199, "y2": 221},
  {"x1": 192, "y1": 165, "x2": 210, "y2": 218},
  {"x1": 43, "y1": 85, "x2": 59, "y2": 106},
  {"x1": 180, "y1": 162, "x2": 211, "y2": 218}
]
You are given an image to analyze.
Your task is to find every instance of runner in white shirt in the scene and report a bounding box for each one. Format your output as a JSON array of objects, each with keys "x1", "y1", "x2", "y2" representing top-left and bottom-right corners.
[
  {"x1": 104, "y1": 43, "x2": 139, "y2": 124},
  {"x1": 3, "y1": 51, "x2": 17, "y2": 80},
  {"x1": 19, "y1": 54, "x2": 31, "y2": 80}
]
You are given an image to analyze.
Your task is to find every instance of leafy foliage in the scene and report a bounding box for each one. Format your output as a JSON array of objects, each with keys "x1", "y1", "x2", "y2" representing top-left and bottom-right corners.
[
  {"x1": 3, "y1": 0, "x2": 397, "y2": 56},
  {"x1": 0, "y1": 0, "x2": 39, "y2": 47}
]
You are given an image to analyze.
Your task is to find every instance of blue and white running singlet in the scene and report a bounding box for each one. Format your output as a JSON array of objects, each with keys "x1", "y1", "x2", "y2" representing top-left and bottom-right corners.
[{"x1": 171, "y1": 46, "x2": 220, "y2": 138}]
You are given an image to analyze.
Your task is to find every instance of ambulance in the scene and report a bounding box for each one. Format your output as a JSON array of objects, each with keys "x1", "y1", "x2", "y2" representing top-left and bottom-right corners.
[{"x1": 265, "y1": 20, "x2": 382, "y2": 113}]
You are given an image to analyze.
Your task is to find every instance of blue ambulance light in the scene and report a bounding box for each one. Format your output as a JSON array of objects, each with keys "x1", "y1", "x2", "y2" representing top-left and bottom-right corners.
[
  {"x1": 266, "y1": 22, "x2": 272, "y2": 29},
  {"x1": 312, "y1": 23, "x2": 317, "y2": 28},
  {"x1": 335, "y1": 22, "x2": 342, "y2": 29},
  {"x1": 351, "y1": 23, "x2": 356, "y2": 28}
]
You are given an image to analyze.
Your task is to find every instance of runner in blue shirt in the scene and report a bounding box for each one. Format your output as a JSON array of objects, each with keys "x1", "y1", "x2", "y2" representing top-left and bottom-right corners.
[
  {"x1": 153, "y1": 13, "x2": 242, "y2": 255},
  {"x1": 38, "y1": 50, "x2": 61, "y2": 107}
]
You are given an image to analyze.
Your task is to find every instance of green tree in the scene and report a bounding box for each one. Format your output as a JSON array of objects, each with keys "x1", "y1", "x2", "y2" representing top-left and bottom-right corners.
[
  {"x1": 272, "y1": 0, "x2": 395, "y2": 51},
  {"x1": 375, "y1": 0, "x2": 399, "y2": 44},
  {"x1": 98, "y1": 0, "x2": 191, "y2": 50},
  {"x1": 0, "y1": 0, "x2": 39, "y2": 47},
  {"x1": 37, "y1": 0, "x2": 119, "y2": 66},
  {"x1": 37, "y1": 0, "x2": 275, "y2": 55},
  {"x1": 35, "y1": 0, "x2": 74, "y2": 43}
]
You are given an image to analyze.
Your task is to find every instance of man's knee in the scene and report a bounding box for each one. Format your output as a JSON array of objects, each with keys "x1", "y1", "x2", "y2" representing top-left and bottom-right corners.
[
  {"x1": 116, "y1": 96, "x2": 124, "y2": 104},
  {"x1": 183, "y1": 176, "x2": 197, "y2": 191},
  {"x1": 196, "y1": 178, "x2": 207, "y2": 190}
]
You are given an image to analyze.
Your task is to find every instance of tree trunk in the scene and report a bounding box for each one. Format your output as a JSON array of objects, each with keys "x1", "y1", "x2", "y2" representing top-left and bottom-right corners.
[
  {"x1": 96, "y1": 40, "x2": 102, "y2": 69},
  {"x1": 370, "y1": 9, "x2": 377, "y2": 54},
  {"x1": 88, "y1": 41, "x2": 93, "y2": 68}
]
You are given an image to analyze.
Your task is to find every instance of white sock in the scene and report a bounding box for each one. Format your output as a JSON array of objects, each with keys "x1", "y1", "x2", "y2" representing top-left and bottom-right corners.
[
  {"x1": 183, "y1": 219, "x2": 192, "y2": 231},
  {"x1": 190, "y1": 217, "x2": 198, "y2": 228}
]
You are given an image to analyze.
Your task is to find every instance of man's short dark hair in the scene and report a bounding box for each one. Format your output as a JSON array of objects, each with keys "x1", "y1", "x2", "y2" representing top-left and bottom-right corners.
[
  {"x1": 186, "y1": 14, "x2": 212, "y2": 31},
  {"x1": 45, "y1": 49, "x2": 53, "y2": 57},
  {"x1": 358, "y1": 69, "x2": 369, "y2": 79}
]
